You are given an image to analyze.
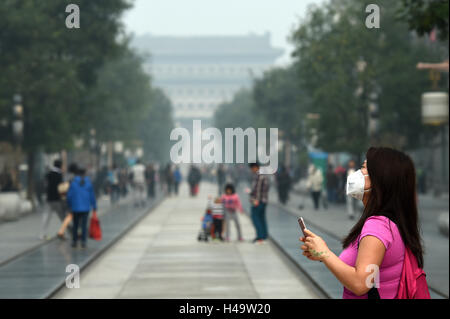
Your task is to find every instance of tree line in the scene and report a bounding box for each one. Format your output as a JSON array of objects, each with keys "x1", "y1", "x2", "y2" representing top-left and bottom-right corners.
[
  {"x1": 214, "y1": 0, "x2": 448, "y2": 166},
  {"x1": 0, "y1": 0, "x2": 174, "y2": 199}
]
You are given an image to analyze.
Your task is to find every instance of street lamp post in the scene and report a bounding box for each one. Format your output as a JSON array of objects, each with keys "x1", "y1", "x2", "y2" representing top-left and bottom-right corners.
[
  {"x1": 12, "y1": 94, "x2": 24, "y2": 191},
  {"x1": 421, "y1": 91, "x2": 449, "y2": 195},
  {"x1": 12, "y1": 94, "x2": 24, "y2": 143},
  {"x1": 113, "y1": 141, "x2": 124, "y2": 167},
  {"x1": 89, "y1": 128, "x2": 98, "y2": 173}
]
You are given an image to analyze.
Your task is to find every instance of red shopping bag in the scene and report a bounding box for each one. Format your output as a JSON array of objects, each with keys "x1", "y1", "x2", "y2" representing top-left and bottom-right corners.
[{"x1": 89, "y1": 211, "x2": 102, "y2": 241}]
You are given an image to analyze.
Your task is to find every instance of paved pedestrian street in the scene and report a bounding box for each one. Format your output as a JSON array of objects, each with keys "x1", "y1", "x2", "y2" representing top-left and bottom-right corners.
[{"x1": 54, "y1": 183, "x2": 318, "y2": 299}]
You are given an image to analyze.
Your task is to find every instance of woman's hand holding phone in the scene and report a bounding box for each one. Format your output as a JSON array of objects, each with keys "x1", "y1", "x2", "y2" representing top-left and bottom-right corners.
[{"x1": 299, "y1": 229, "x2": 331, "y2": 262}]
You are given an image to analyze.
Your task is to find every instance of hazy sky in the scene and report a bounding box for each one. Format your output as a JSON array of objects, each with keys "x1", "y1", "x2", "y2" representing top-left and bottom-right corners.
[{"x1": 122, "y1": 0, "x2": 324, "y2": 65}]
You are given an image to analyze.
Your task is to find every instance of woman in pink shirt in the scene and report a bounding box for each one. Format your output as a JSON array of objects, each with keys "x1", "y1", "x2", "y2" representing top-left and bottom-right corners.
[
  {"x1": 221, "y1": 183, "x2": 245, "y2": 242},
  {"x1": 299, "y1": 147, "x2": 425, "y2": 299}
]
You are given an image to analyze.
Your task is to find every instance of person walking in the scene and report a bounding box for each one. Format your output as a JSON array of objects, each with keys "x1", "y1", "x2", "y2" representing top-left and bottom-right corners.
[
  {"x1": 249, "y1": 162, "x2": 270, "y2": 244},
  {"x1": 334, "y1": 164, "x2": 347, "y2": 203},
  {"x1": 56, "y1": 163, "x2": 78, "y2": 240},
  {"x1": 173, "y1": 166, "x2": 182, "y2": 196},
  {"x1": 326, "y1": 164, "x2": 338, "y2": 203},
  {"x1": 40, "y1": 159, "x2": 65, "y2": 240},
  {"x1": 217, "y1": 164, "x2": 225, "y2": 196},
  {"x1": 165, "y1": 163, "x2": 174, "y2": 196},
  {"x1": 130, "y1": 160, "x2": 147, "y2": 207},
  {"x1": 300, "y1": 147, "x2": 429, "y2": 299},
  {"x1": 276, "y1": 164, "x2": 292, "y2": 205},
  {"x1": 306, "y1": 164, "x2": 323, "y2": 210},
  {"x1": 145, "y1": 164, "x2": 156, "y2": 199},
  {"x1": 66, "y1": 166, "x2": 97, "y2": 249},
  {"x1": 188, "y1": 165, "x2": 202, "y2": 197},
  {"x1": 107, "y1": 164, "x2": 120, "y2": 205},
  {"x1": 118, "y1": 167, "x2": 129, "y2": 198},
  {"x1": 346, "y1": 159, "x2": 359, "y2": 219}
]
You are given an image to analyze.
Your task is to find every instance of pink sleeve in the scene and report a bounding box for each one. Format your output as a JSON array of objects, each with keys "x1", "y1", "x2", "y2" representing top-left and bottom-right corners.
[{"x1": 359, "y1": 216, "x2": 394, "y2": 250}]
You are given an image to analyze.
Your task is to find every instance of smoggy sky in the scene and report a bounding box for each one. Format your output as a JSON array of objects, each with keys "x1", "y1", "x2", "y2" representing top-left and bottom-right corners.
[{"x1": 122, "y1": 0, "x2": 325, "y2": 65}]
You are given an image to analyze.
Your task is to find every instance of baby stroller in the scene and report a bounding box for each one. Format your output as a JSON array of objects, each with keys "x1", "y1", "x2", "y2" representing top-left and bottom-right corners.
[{"x1": 197, "y1": 210, "x2": 213, "y2": 242}]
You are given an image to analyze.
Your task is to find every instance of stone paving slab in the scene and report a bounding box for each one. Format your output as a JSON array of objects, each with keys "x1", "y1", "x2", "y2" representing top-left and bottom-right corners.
[
  {"x1": 54, "y1": 183, "x2": 318, "y2": 299},
  {"x1": 0, "y1": 192, "x2": 164, "y2": 299},
  {"x1": 0, "y1": 194, "x2": 116, "y2": 266}
]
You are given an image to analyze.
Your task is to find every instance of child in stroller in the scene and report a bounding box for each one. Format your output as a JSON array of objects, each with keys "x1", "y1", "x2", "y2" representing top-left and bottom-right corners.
[{"x1": 197, "y1": 208, "x2": 213, "y2": 242}]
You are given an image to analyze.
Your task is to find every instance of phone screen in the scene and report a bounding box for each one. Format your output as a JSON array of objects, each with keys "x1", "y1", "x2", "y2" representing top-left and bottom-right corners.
[{"x1": 298, "y1": 217, "x2": 307, "y2": 237}]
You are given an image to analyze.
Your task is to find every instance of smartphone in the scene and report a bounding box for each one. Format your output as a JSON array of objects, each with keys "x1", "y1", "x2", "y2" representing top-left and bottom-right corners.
[{"x1": 298, "y1": 217, "x2": 308, "y2": 237}]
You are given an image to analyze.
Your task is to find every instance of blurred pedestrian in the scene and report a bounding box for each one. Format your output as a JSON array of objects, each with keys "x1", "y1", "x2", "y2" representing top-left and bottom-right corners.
[
  {"x1": 416, "y1": 164, "x2": 427, "y2": 194},
  {"x1": 306, "y1": 164, "x2": 323, "y2": 210},
  {"x1": 145, "y1": 163, "x2": 156, "y2": 199},
  {"x1": 249, "y1": 162, "x2": 270, "y2": 244},
  {"x1": 165, "y1": 163, "x2": 174, "y2": 196},
  {"x1": 118, "y1": 168, "x2": 128, "y2": 197},
  {"x1": 334, "y1": 164, "x2": 347, "y2": 203},
  {"x1": 93, "y1": 166, "x2": 108, "y2": 197},
  {"x1": 66, "y1": 166, "x2": 97, "y2": 249},
  {"x1": 276, "y1": 164, "x2": 292, "y2": 205},
  {"x1": 326, "y1": 164, "x2": 338, "y2": 203},
  {"x1": 56, "y1": 163, "x2": 78, "y2": 240},
  {"x1": 217, "y1": 164, "x2": 225, "y2": 195},
  {"x1": 173, "y1": 166, "x2": 182, "y2": 195},
  {"x1": 107, "y1": 164, "x2": 120, "y2": 205},
  {"x1": 130, "y1": 159, "x2": 147, "y2": 207},
  {"x1": 40, "y1": 159, "x2": 65, "y2": 240},
  {"x1": 0, "y1": 167, "x2": 15, "y2": 192},
  {"x1": 188, "y1": 165, "x2": 202, "y2": 197}
]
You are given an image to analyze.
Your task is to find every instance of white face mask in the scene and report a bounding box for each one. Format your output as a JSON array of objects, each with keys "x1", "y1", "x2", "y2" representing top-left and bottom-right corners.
[{"x1": 346, "y1": 169, "x2": 370, "y2": 201}]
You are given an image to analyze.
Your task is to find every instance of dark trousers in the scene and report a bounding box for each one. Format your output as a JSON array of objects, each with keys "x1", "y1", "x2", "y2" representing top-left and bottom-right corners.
[
  {"x1": 213, "y1": 218, "x2": 223, "y2": 240},
  {"x1": 311, "y1": 191, "x2": 321, "y2": 210},
  {"x1": 251, "y1": 203, "x2": 268, "y2": 240},
  {"x1": 174, "y1": 182, "x2": 179, "y2": 195},
  {"x1": 327, "y1": 187, "x2": 337, "y2": 203},
  {"x1": 167, "y1": 182, "x2": 173, "y2": 195},
  {"x1": 147, "y1": 182, "x2": 155, "y2": 198},
  {"x1": 72, "y1": 212, "x2": 89, "y2": 245}
]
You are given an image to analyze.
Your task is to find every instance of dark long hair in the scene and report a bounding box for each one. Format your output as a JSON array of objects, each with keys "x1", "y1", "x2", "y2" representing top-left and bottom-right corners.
[
  {"x1": 342, "y1": 147, "x2": 424, "y2": 268},
  {"x1": 224, "y1": 183, "x2": 235, "y2": 194}
]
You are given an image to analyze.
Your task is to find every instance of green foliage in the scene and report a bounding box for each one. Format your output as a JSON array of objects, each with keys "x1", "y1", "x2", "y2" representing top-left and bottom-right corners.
[
  {"x1": 253, "y1": 67, "x2": 309, "y2": 146},
  {"x1": 214, "y1": 89, "x2": 265, "y2": 131},
  {"x1": 84, "y1": 47, "x2": 153, "y2": 143},
  {"x1": 139, "y1": 88, "x2": 174, "y2": 163},
  {"x1": 290, "y1": 0, "x2": 442, "y2": 154},
  {"x1": 0, "y1": 0, "x2": 132, "y2": 152},
  {"x1": 397, "y1": 0, "x2": 449, "y2": 41}
]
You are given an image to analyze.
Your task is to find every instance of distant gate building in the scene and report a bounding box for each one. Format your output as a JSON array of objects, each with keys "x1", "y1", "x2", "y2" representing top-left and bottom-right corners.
[{"x1": 132, "y1": 33, "x2": 283, "y2": 128}]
